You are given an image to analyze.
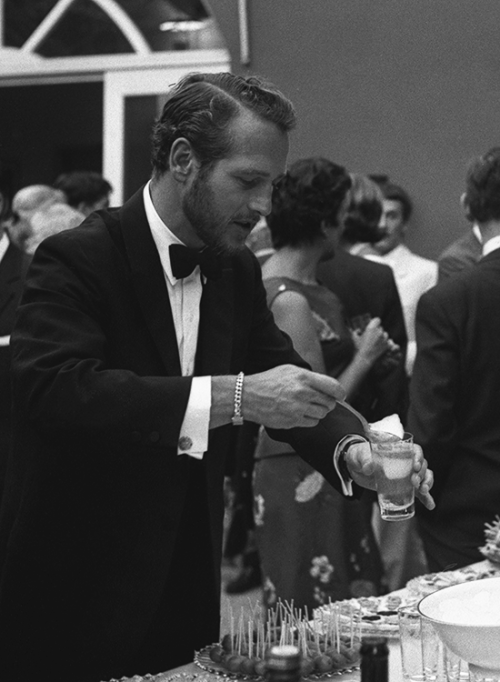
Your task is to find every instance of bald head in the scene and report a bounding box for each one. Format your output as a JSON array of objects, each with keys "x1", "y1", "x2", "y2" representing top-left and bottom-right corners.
[
  {"x1": 10, "y1": 185, "x2": 68, "y2": 251},
  {"x1": 12, "y1": 185, "x2": 66, "y2": 218}
]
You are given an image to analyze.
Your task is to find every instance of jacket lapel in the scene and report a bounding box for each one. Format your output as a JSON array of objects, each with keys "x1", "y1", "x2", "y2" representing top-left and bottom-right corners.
[{"x1": 119, "y1": 188, "x2": 182, "y2": 376}]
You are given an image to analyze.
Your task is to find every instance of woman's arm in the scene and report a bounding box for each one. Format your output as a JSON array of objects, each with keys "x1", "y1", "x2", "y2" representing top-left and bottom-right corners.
[{"x1": 269, "y1": 290, "x2": 326, "y2": 373}]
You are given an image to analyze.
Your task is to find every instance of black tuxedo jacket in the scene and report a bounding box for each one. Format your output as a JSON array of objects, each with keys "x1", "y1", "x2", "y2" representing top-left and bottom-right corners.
[
  {"x1": 0, "y1": 189, "x2": 363, "y2": 681},
  {"x1": 317, "y1": 250, "x2": 409, "y2": 423},
  {"x1": 409, "y1": 249, "x2": 500, "y2": 570},
  {"x1": 0, "y1": 239, "x2": 30, "y2": 486}
]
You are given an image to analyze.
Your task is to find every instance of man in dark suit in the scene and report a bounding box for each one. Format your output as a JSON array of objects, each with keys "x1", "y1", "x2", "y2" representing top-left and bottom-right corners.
[
  {"x1": 409, "y1": 147, "x2": 500, "y2": 572},
  {"x1": 318, "y1": 250, "x2": 408, "y2": 424},
  {"x1": 437, "y1": 227, "x2": 482, "y2": 282},
  {"x1": 0, "y1": 73, "x2": 434, "y2": 682},
  {"x1": 0, "y1": 196, "x2": 30, "y2": 505}
]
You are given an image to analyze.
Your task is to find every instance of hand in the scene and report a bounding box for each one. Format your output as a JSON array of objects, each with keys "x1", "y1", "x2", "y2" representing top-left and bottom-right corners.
[
  {"x1": 352, "y1": 317, "x2": 392, "y2": 365},
  {"x1": 244, "y1": 364, "x2": 346, "y2": 429},
  {"x1": 344, "y1": 440, "x2": 436, "y2": 510}
]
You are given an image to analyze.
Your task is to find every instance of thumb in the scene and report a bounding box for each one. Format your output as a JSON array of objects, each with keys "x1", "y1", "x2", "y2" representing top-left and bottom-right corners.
[{"x1": 344, "y1": 440, "x2": 374, "y2": 476}]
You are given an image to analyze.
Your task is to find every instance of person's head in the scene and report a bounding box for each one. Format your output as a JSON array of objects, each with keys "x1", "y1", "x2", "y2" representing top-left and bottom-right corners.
[
  {"x1": 10, "y1": 185, "x2": 66, "y2": 249},
  {"x1": 267, "y1": 157, "x2": 352, "y2": 258},
  {"x1": 374, "y1": 181, "x2": 413, "y2": 255},
  {"x1": 462, "y1": 147, "x2": 500, "y2": 224},
  {"x1": 151, "y1": 72, "x2": 296, "y2": 177},
  {"x1": 341, "y1": 173, "x2": 384, "y2": 248},
  {"x1": 53, "y1": 171, "x2": 112, "y2": 216},
  {"x1": 24, "y1": 203, "x2": 84, "y2": 255},
  {"x1": 150, "y1": 72, "x2": 296, "y2": 254}
]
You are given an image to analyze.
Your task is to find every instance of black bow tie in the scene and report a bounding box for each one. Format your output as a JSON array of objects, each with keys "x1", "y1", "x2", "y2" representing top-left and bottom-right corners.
[{"x1": 169, "y1": 243, "x2": 221, "y2": 280}]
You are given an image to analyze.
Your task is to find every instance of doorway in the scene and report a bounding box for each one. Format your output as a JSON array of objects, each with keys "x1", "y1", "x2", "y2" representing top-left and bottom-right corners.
[{"x1": 0, "y1": 81, "x2": 103, "y2": 196}]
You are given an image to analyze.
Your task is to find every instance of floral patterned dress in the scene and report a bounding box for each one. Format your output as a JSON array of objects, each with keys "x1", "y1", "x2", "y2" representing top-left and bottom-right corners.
[{"x1": 253, "y1": 277, "x2": 384, "y2": 612}]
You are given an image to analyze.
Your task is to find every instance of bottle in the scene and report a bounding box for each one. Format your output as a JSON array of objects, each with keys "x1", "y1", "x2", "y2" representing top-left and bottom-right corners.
[
  {"x1": 265, "y1": 644, "x2": 301, "y2": 682},
  {"x1": 360, "y1": 636, "x2": 389, "y2": 682}
]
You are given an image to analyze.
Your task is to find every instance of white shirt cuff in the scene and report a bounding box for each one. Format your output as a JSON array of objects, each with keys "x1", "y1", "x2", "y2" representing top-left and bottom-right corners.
[
  {"x1": 0, "y1": 335, "x2": 10, "y2": 347},
  {"x1": 177, "y1": 376, "x2": 211, "y2": 459},
  {"x1": 333, "y1": 435, "x2": 368, "y2": 496}
]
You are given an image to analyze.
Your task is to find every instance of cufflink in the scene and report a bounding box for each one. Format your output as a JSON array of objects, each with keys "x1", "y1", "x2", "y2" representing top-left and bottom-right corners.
[{"x1": 178, "y1": 436, "x2": 193, "y2": 451}]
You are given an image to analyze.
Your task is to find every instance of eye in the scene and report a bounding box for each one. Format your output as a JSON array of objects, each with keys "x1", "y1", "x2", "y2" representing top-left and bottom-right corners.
[{"x1": 238, "y1": 177, "x2": 260, "y2": 188}]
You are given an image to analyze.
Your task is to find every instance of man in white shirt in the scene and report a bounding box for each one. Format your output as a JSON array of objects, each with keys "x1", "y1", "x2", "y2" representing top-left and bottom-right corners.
[
  {"x1": 409, "y1": 146, "x2": 500, "y2": 571},
  {"x1": 0, "y1": 73, "x2": 434, "y2": 682},
  {"x1": 366, "y1": 181, "x2": 438, "y2": 376}
]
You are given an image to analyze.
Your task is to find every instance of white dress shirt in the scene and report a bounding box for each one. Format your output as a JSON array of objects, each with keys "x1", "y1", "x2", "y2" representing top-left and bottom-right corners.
[
  {"x1": 365, "y1": 244, "x2": 438, "y2": 375},
  {"x1": 143, "y1": 184, "x2": 363, "y2": 488},
  {"x1": 143, "y1": 183, "x2": 211, "y2": 459},
  {"x1": 482, "y1": 234, "x2": 500, "y2": 257}
]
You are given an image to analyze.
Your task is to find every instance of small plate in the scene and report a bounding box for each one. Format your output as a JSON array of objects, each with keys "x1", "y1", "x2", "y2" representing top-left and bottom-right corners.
[{"x1": 194, "y1": 646, "x2": 359, "y2": 680}]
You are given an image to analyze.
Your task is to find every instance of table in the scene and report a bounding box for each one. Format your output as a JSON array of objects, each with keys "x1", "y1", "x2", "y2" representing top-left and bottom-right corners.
[
  {"x1": 162, "y1": 640, "x2": 403, "y2": 682},
  {"x1": 112, "y1": 560, "x2": 500, "y2": 682}
]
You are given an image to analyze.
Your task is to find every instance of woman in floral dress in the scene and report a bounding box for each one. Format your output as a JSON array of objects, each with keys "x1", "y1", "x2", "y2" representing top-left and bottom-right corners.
[{"x1": 253, "y1": 158, "x2": 393, "y2": 612}]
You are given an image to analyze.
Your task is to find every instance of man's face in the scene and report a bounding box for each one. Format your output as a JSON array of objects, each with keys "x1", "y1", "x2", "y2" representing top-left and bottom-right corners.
[
  {"x1": 182, "y1": 109, "x2": 289, "y2": 254},
  {"x1": 374, "y1": 199, "x2": 407, "y2": 255}
]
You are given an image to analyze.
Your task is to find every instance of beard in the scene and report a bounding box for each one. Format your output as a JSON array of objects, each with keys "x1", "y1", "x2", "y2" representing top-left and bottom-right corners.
[{"x1": 182, "y1": 166, "x2": 241, "y2": 256}]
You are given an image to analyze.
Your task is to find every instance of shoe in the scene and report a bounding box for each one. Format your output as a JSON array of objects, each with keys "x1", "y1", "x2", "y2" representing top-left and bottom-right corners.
[{"x1": 225, "y1": 565, "x2": 262, "y2": 594}]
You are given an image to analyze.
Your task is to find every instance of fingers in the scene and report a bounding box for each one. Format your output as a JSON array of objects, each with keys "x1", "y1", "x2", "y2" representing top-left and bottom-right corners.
[
  {"x1": 412, "y1": 444, "x2": 436, "y2": 510},
  {"x1": 366, "y1": 317, "x2": 382, "y2": 330},
  {"x1": 306, "y1": 371, "x2": 346, "y2": 401}
]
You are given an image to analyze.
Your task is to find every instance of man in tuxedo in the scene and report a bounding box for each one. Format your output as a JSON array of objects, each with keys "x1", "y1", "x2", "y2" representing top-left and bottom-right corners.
[
  {"x1": 0, "y1": 190, "x2": 30, "y2": 506},
  {"x1": 0, "y1": 73, "x2": 434, "y2": 682},
  {"x1": 409, "y1": 146, "x2": 500, "y2": 571}
]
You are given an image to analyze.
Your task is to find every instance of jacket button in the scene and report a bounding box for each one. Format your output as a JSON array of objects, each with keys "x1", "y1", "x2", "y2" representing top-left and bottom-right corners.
[
  {"x1": 131, "y1": 431, "x2": 141, "y2": 443},
  {"x1": 149, "y1": 431, "x2": 160, "y2": 443},
  {"x1": 178, "y1": 436, "x2": 193, "y2": 451}
]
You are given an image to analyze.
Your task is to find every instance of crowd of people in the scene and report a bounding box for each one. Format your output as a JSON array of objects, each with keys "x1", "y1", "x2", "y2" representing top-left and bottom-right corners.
[
  {"x1": 0, "y1": 171, "x2": 112, "y2": 508},
  {"x1": 0, "y1": 70, "x2": 495, "y2": 682}
]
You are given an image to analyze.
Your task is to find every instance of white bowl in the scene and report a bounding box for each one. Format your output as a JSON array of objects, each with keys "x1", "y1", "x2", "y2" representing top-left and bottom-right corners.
[{"x1": 418, "y1": 577, "x2": 500, "y2": 677}]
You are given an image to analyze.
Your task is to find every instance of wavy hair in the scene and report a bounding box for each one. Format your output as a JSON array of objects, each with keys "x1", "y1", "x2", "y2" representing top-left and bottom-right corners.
[
  {"x1": 267, "y1": 157, "x2": 352, "y2": 249},
  {"x1": 464, "y1": 147, "x2": 500, "y2": 223},
  {"x1": 342, "y1": 173, "x2": 384, "y2": 245},
  {"x1": 151, "y1": 72, "x2": 296, "y2": 175}
]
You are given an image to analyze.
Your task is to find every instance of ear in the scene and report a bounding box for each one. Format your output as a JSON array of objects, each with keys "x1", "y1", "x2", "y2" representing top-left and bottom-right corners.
[
  {"x1": 460, "y1": 192, "x2": 473, "y2": 221},
  {"x1": 169, "y1": 138, "x2": 198, "y2": 182}
]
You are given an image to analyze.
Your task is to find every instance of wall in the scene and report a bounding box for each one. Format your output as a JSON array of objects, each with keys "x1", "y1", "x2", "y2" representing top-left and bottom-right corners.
[{"x1": 209, "y1": 0, "x2": 500, "y2": 259}]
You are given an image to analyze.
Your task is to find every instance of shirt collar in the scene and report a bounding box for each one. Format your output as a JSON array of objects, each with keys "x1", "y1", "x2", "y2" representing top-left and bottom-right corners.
[
  {"x1": 0, "y1": 231, "x2": 10, "y2": 263},
  {"x1": 472, "y1": 224, "x2": 482, "y2": 244},
  {"x1": 143, "y1": 181, "x2": 198, "y2": 285},
  {"x1": 482, "y1": 234, "x2": 500, "y2": 257}
]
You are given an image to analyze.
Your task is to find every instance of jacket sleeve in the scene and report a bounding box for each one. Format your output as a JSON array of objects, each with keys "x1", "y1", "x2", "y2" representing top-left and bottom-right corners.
[{"x1": 407, "y1": 286, "x2": 460, "y2": 500}]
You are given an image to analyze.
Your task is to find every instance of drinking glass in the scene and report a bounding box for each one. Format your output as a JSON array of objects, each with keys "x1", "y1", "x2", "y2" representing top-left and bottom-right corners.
[{"x1": 370, "y1": 430, "x2": 415, "y2": 521}]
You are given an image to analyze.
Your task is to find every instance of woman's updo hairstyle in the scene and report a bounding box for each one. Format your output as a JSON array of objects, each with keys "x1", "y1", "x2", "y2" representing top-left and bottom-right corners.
[
  {"x1": 341, "y1": 173, "x2": 384, "y2": 246},
  {"x1": 268, "y1": 157, "x2": 351, "y2": 249}
]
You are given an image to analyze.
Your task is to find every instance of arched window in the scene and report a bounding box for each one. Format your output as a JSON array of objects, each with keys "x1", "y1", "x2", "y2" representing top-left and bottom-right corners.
[{"x1": 2, "y1": 0, "x2": 226, "y2": 58}]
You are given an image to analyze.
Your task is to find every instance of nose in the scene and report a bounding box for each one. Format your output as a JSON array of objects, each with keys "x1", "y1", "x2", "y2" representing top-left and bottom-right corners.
[
  {"x1": 378, "y1": 212, "x2": 387, "y2": 229},
  {"x1": 249, "y1": 186, "x2": 273, "y2": 217}
]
